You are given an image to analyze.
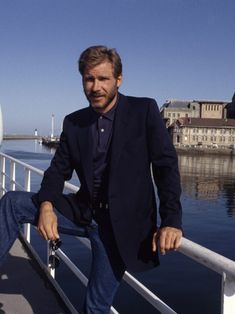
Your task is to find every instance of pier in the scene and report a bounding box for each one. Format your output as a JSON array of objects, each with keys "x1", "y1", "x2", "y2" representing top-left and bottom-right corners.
[
  {"x1": 3, "y1": 134, "x2": 60, "y2": 148},
  {"x1": 3, "y1": 134, "x2": 43, "y2": 140}
]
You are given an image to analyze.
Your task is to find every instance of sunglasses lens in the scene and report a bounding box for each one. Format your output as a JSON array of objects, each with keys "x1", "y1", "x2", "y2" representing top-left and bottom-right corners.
[{"x1": 49, "y1": 255, "x2": 60, "y2": 269}]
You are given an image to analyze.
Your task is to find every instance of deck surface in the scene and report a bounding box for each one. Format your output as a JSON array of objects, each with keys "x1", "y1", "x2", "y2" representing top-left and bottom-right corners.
[{"x1": 0, "y1": 238, "x2": 68, "y2": 314}]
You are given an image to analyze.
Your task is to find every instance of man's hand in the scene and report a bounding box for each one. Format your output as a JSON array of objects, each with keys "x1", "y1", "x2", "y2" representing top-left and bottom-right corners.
[
  {"x1": 37, "y1": 201, "x2": 59, "y2": 241},
  {"x1": 152, "y1": 227, "x2": 182, "y2": 255}
]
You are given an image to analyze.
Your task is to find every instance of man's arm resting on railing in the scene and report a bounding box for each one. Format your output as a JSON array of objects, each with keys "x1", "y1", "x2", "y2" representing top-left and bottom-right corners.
[{"x1": 37, "y1": 201, "x2": 59, "y2": 241}]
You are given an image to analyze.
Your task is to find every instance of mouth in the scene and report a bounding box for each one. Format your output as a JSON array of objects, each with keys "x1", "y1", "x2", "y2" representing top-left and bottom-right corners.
[{"x1": 89, "y1": 94, "x2": 106, "y2": 103}]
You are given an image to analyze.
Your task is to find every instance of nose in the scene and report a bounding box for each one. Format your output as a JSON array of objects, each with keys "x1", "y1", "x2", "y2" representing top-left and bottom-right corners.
[{"x1": 92, "y1": 79, "x2": 101, "y2": 92}]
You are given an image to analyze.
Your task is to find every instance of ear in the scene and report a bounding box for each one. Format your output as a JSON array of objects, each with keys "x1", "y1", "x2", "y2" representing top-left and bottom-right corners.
[{"x1": 116, "y1": 74, "x2": 123, "y2": 88}]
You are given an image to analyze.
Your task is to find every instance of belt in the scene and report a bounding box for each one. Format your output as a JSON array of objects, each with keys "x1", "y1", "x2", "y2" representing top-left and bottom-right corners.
[
  {"x1": 92, "y1": 201, "x2": 109, "y2": 210},
  {"x1": 99, "y1": 202, "x2": 109, "y2": 209}
]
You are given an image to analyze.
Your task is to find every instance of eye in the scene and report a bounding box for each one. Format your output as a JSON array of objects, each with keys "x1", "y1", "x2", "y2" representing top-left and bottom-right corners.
[
  {"x1": 84, "y1": 76, "x2": 94, "y2": 82},
  {"x1": 99, "y1": 76, "x2": 109, "y2": 81}
]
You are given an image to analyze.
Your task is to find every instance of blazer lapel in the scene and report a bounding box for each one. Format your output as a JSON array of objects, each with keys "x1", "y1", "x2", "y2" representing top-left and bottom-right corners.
[{"x1": 76, "y1": 108, "x2": 96, "y2": 196}]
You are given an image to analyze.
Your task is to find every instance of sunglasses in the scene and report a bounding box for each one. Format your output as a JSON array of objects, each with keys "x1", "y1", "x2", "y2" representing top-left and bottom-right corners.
[{"x1": 48, "y1": 239, "x2": 62, "y2": 269}]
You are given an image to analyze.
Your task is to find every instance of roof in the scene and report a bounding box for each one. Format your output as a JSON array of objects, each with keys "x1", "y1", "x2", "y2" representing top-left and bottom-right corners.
[
  {"x1": 176, "y1": 117, "x2": 235, "y2": 128},
  {"x1": 193, "y1": 100, "x2": 228, "y2": 104},
  {"x1": 161, "y1": 99, "x2": 228, "y2": 110},
  {"x1": 161, "y1": 100, "x2": 190, "y2": 109}
]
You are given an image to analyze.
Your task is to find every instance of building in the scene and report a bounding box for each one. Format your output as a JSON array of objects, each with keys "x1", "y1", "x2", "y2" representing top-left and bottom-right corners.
[
  {"x1": 160, "y1": 98, "x2": 235, "y2": 147},
  {"x1": 169, "y1": 117, "x2": 235, "y2": 147},
  {"x1": 161, "y1": 99, "x2": 227, "y2": 126}
]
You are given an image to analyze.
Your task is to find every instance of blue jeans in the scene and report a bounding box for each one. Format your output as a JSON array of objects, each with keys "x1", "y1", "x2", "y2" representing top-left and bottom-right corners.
[{"x1": 0, "y1": 191, "x2": 125, "y2": 313}]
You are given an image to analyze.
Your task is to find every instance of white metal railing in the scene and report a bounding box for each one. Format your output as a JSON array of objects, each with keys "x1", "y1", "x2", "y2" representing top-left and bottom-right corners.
[{"x1": 0, "y1": 152, "x2": 235, "y2": 314}]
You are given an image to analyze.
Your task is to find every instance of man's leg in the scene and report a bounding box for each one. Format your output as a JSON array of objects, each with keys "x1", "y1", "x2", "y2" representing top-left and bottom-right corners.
[
  {"x1": 0, "y1": 191, "x2": 40, "y2": 265},
  {"x1": 0, "y1": 191, "x2": 124, "y2": 312},
  {"x1": 84, "y1": 222, "x2": 126, "y2": 314},
  {"x1": 0, "y1": 191, "x2": 86, "y2": 266}
]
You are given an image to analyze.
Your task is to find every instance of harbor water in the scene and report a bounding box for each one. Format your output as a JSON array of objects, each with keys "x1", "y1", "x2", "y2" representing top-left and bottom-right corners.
[{"x1": 1, "y1": 140, "x2": 235, "y2": 314}]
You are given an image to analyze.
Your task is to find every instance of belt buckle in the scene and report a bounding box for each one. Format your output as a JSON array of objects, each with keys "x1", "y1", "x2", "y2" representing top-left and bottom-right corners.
[{"x1": 99, "y1": 202, "x2": 108, "y2": 209}]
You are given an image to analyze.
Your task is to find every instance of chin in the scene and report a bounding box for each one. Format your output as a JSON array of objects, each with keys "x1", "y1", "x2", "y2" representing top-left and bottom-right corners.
[{"x1": 91, "y1": 103, "x2": 104, "y2": 109}]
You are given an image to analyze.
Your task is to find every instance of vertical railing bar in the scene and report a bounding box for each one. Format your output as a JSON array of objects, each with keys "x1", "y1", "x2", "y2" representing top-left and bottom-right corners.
[
  {"x1": 24, "y1": 168, "x2": 31, "y2": 242},
  {"x1": 0, "y1": 156, "x2": 6, "y2": 197},
  {"x1": 10, "y1": 161, "x2": 16, "y2": 191}
]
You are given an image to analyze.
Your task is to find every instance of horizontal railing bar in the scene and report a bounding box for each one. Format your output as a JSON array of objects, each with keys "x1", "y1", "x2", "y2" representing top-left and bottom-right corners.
[
  {"x1": 64, "y1": 181, "x2": 80, "y2": 192},
  {"x1": 0, "y1": 152, "x2": 44, "y2": 176},
  {"x1": 0, "y1": 152, "x2": 80, "y2": 192},
  {"x1": 179, "y1": 238, "x2": 235, "y2": 280}
]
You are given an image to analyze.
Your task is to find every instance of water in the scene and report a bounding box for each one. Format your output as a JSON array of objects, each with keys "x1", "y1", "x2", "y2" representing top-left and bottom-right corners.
[{"x1": 1, "y1": 140, "x2": 235, "y2": 314}]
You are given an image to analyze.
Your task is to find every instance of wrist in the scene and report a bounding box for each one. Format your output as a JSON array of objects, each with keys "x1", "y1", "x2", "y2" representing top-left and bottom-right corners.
[{"x1": 40, "y1": 201, "x2": 54, "y2": 212}]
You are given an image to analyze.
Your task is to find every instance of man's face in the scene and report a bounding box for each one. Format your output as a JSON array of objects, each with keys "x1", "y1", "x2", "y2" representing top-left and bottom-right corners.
[{"x1": 82, "y1": 61, "x2": 122, "y2": 113}]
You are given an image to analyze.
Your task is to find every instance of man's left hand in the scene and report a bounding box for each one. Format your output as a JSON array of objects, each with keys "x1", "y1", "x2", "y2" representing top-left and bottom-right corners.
[{"x1": 152, "y1": 227, "x2": 182, "y2": 255}]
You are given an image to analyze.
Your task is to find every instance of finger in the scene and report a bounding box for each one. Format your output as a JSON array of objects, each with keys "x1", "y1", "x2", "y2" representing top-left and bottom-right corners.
[
  {"x1": 44, "y1": 225, "x2": 55, "y2": 240},
  {"x1": 169, "y1": 233, "x2": 177, "y2": 250},
  {"x1": 164, "y1": 232, "x2": 174, "y2": 252},
  {"x1": 159, "y1": 231, "x2": 166, "y2": 255},
  {"x1": 52, "y1": 221, "x2": 59, "y2": 240},
  {"x1": 152, "y1": 232, "x2": 157, "y2": 252},
  {"x1": 173, "y1": 232, "x2": 182, "y2": 250}
]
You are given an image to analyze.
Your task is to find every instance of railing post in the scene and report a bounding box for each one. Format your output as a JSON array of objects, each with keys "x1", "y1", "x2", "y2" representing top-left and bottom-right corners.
[
  {"x1": 10, "y1": 161, "x2": 16, "y2": 191},
  {"x1": 0, "y1": 156, "x2": 6, "y2": 197},
  {"x1": 221, "y1": 272, "x2": 235, "y2": 314},
  {"x1": 47, "y1": 242, "x2": 55, "y2": 278},
  {"x1": 24, "y1": 168, "x2": 31, "y2": 242}
]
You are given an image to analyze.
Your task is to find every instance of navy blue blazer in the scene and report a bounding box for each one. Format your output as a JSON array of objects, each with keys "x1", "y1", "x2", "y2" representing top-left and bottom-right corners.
[{"x1": 33, "y1": 93, "x2": 182, "y2": 272}]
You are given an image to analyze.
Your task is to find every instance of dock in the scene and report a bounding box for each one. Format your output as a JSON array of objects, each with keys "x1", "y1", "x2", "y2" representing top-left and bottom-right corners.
[
  {"x1": 3, "y1": 135, "x2": 42, "y2": 140},
  {"x1": 0, "y1": 237, "x2": 68, "y2": 314}
]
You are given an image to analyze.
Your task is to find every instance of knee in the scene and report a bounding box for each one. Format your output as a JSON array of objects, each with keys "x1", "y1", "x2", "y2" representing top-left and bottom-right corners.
[
  {"x1": 1, "y1": 191, "x2": 21, "y2": 203},
  {"x1": 1, "y1": 191, "x2": 15, "y2": 203},
  {"x1": 0, "y1": 191, "x2": 32, "y2": 207}
]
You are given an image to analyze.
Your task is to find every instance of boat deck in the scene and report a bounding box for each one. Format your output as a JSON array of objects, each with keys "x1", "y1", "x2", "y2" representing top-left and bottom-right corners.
[{"x1": 0, "y1": 238, "x2": 68, "y2": 314}]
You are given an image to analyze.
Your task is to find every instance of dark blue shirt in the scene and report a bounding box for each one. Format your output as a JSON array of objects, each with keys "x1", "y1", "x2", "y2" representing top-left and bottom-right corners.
[{"x1": 91, "y1": 103, "x2": 117, "y2": 205}]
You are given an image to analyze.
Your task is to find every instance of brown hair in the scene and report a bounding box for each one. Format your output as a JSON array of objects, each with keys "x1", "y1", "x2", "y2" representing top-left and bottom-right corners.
[{"x1": 78, "y1": 45, "x2": 122, "y2": 78}]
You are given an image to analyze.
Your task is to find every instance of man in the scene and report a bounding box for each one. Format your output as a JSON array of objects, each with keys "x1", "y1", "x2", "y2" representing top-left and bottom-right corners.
[{"x1": 0, "y1": 45, "x2": 182, "y2": 313}]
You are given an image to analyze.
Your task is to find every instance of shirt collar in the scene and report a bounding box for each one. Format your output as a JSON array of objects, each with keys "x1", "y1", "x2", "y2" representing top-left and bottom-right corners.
[{"x1": 90, "y1": 94, "x2": 119, "y2": 121}]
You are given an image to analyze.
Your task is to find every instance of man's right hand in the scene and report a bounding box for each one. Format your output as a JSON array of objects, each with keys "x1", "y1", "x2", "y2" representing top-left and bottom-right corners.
[{"x1": 37, "y1": 201, "x2": 59, "y2": 241}]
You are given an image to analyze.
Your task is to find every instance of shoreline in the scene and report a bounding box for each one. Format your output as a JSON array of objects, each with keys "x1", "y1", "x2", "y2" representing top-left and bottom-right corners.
[{"x1": 175, "y1": 146, "x2": 235, "y2": 156}]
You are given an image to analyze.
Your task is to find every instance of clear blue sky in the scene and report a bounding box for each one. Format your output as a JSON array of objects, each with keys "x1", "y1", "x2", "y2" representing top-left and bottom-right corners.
[{"x1": 1, "y1": 0, "x2": 235, "y2": 135}]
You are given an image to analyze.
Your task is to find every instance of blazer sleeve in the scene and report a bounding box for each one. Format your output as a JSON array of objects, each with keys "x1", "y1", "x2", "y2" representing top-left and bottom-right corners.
[
  {"x1": 147, "y1": 99, "x2": 182, "y2": 229},
  {"x1": 36, "y1": 116, "x2": 75, "y2": 206}
]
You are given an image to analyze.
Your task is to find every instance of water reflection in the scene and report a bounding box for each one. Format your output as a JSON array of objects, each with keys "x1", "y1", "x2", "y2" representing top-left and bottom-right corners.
[{"x1": 178, "y1": 154, "x2": 235, "y2": 216}]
